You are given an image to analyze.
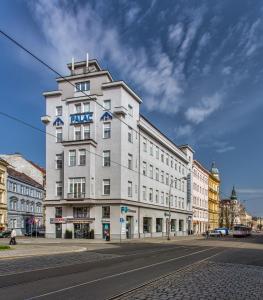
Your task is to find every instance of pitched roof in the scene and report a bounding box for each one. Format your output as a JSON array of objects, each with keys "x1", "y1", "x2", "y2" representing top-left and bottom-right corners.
[
  {"x1": 28, "y1": 160, "x2": 46, "y2": 175},
  {"x1": 7, "y1": 167, "x2": 44, "y2": 190}
]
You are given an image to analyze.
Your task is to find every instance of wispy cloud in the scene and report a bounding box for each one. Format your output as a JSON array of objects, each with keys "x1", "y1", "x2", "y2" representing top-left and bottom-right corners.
[
  {"x1": 216, "y1": 146, "x2": 235, "y2": 153},
  {"x1": 185, "y1": 92, "x2": 223, "y2": 124},
  {"x1": 174, "y1": 124, "x2": 193, "y2": 138}
]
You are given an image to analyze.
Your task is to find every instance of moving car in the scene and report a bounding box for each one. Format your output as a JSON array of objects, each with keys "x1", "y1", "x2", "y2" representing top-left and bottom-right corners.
[
  {"x1": 0, "y1": 230, "x2": 11, "y2": 238},
  {"x1": 215, "y1": 227, "x2": 229, "y2": 235}
]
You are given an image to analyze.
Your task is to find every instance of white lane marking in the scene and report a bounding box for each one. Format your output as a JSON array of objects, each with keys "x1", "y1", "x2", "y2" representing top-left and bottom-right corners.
[{"x1": 25, "y1": 247, "x2": 217, "y2": 300}]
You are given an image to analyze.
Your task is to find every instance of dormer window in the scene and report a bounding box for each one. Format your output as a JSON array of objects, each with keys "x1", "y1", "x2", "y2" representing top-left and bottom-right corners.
[{"x1": 75, "y1": 81, "x2": 90, "y2": 92}]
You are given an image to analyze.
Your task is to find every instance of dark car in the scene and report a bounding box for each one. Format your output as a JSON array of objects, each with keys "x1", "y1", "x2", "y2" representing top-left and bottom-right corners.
[
  {"x1": 25, "y1": 229, "x2": 45, "y2": 237},
  {"x1": 0, "y1": 230, "x2": 11, "y2": 238}
]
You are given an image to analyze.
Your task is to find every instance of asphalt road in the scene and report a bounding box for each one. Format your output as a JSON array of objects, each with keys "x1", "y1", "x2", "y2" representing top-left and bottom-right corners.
[{"x1": 1, "y1": 235, "x2": 263, "y2": 300}]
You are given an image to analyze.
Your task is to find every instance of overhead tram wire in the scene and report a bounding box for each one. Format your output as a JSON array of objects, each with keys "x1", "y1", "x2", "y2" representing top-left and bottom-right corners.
[{"x1": 0, "y1": 29, "x2": 230, "y2": 201}]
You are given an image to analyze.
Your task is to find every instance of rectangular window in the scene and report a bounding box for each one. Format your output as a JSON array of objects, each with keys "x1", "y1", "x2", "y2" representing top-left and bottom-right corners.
[
  {"x1": 73, "y1": 207, "x2": 89, "y2": 218},
  {"x1": 142, "y1": 186, "x2": 146, "y2": 201},
  {"x1": 103, "y1": 179, "x2": 110, "y2": 195},
  {"x1": 103, "y1": 100, "x2": 111, "y2": 110},
  {"x1": 102, "y1": 206, "x2": 110, "y2": 218},
  {"x1": 156, "y1": 218, "x2": 163, "y2": 232},
  {"x1": 149, "y1": 165, "x2": 153, "y2": 179},
  {"x1": 143, "y1": 138, "x2": 147, "y2": 152},
  {"x1": 103, "y1": 122, "x2": 111, "y2": 139},
  {"x1": 56, "y1": 106, "x2": 62, "y2": 116},
  {"x1": 128, "y1": 127, "x2": 133, "y2": 143},
  {"x1": 128, "y1": 104, "x2": 133, "y2": 116},
  {"x1": 79, "y1": 149, "x2": 86, "y2": 166},
  {"x1": 69, "y1": 150, "x2": 76, "y2": 167},
  {"x1": 55, "y1": 207, "x2": 62, "y2": 218},
  {"x1": 155, "y1": 168, "x2": 159, "y2": 181},
  {"x1": 75, "y1": 103, "x2": 82, "y2": 113},
  {"x1": 83, "y1": 124, "x2": 90, "y2": 139},
  {"x1": 103, "y1": 150, "x2": 111, "y2": 167},
  {"x1": 75, "y1": 81, "x2": 90, "y2": 92},
  {"x1": 150, "y1": 142, "x2": 153, "y2": 156},
  {"x1": 56, "y1": 154, "x2": 63, "y2": 169},
  {"x1": 156, "y1": 147, "x2": 159, "y2": 159},
  {"x1": 56, "y1": 128, "x2": 62, "y2": 143},
  {"x1": 143, "y1": 162, "x2": 147, "y2": 176},
  {"x1": 166, "y1": 173, "x2": 169, "y2": 185},
  {"x1": 74, "y1": 126, "x2": 81, "y2": 140},
  {"x1": 161, "y1": 192, "x2": 164, "y2": 204},
  {"x1": 161, "y1": 171, "x2": 164, "y2": 183},
  {"x1": 166, "y1": 154, "x2": 169, "y2": 166},
  {"x1": 68, "y1": 178, "x2": 86, "y2": 198},
  {"x1": 83, "y1": 102, "x2": 90, "y2": 112},
  {"x1": 161, "y1": 151, "x2": 164, "y2": 163},
  {"x1": 128, "y1": 181, "x2": 132, "y2": 197},
  {"x1": 56, "y1": 182, "x2": 62, "y2": 197},
  {"x1": 128, "y1": 154, "x2": 133, "y2": 170},
  {"x1": 155, "y1": 190, "x2": 159, "y2": 203},
  {"x1": 171, "y1": 158, "x2": 173, "y2": 168},
  {"x1": 149, "y1": 188, "x2": 153, "y2": 202}
]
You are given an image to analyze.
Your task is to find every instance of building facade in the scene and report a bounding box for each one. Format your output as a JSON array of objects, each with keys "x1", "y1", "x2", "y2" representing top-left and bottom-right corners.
[
  {"x1": 0, "y1": 159, "x2": 8, "y2": 231},
  {"x1": 192, "y1": 160, "x2": 209, "y2": 234},
  {"x1": 208, "y1": 163, "x2": 220, "y2": 230},
  {"x1": 42, "y1": 59, "x2": 193, "y2": 239},
  {"x1": 7, "y1": 168, "x2": 44, "y2": 235}
]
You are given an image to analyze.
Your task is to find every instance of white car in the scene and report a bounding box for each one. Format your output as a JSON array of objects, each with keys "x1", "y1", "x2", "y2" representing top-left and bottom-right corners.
[{"x1": 209, "y1": 230, "x2": 221, "y2": 237}]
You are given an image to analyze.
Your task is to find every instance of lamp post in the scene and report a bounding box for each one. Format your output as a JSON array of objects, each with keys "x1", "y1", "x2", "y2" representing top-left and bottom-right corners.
[{"x1": 167, "y1": 176, "x2": 188, "y2": 241}]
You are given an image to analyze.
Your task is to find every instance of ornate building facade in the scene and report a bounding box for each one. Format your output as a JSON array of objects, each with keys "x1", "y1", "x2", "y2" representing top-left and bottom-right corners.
[
  {"x1": 208, "y1": 162, "x2": 220, "y2": 230},
  {"x1": 0, "y1": 159, "x2": 8, "y2": 231}
]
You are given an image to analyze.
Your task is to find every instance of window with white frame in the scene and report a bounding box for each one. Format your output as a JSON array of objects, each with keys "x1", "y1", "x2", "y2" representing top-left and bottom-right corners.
[
  {"x1": 83, "y1": 102, "x2": 90, "y2": 112},
  {"x1": 150, "y1": 142, "x2": 153, "y2": 156},
  {"x1": 128, "y1": 153, "x2": 133, "y2": 170},
  {"x1": 74, "y1": 126, "x2": 81, "y2": 140},
  {"x1": 149, "y1": 165, "x2": 153, "y2": 179},
  {"x1": 79, "y1": 149, "x2": 86, "y2": 166},
  {"x1": 149, "y1": 188, "x2": 153, "y2": 202},
  {"x1": 161, "y1": 192, "x2": 164, "y2": 204},
  {"x1": 56, "y1": 181, "x2": 62, "y2": 197},
  {"x1": 56, "y1": 106, "x2": 62, "y2": 116},
  {"x1": 56, "y1": 128, "x2": 62, "y2": 143},
  {"x1": 155, "y1": 168, "x2": 159, "y2": 181},
  {"x1": 103, "y1": 150, "x2": 111, "y2": 167},
  {"x1": 128, "y1": 127, "x2": 133, "y2": 143},
  {"x1": 166, "y1": 154, "x2": 169, "y2": 166},
  {"x1": 155, "y1": 190, "x2": 159, "y2": 203},
  {"x1": 142, "y1": 186, "x2": 146, "y2": 201},
  {"x1": 161, "y1": 171, "x2": 164, "y2": 183},
  {"x1": 83, "y1": 124, "x2": 90, "y2": 139},
  {"x1": 69, "y1": 150, "x2": 76, "y2": 167},
  {"x1": 103, "y1": 179, "x2": 110, "y2": 195},
  {"x1": 143, "y1": 138, "x2": 147, "y2": 152},
  {"x1": 161, "y1": 151, "x2": 164, "y2": 162},
  {"x1": 75, "y1": 81, "x2": 90, "y2": 92},
  {"x1": 142, "y1": 162, "x2": 147, "y2": 176},
  {"x1": 128, "y1": 181, "x2": 132, "y2": 197},
  {"x1": 103, "y1": 99, "x2": 111, "y2": 110},
  {"x1": 68, "y1": 177, "x2": 86, "y2": 198},
  {"x1": 75, "y1": 103, "x2": 82, "y2": 113},
  {"x1": 30, "y1": 202, "x2": 34, "y2": 213},
  {"x1": 156, "y1": 146, "x2": 159, "y2": 159},
  {"x1": 166, "y1": 173, "x2": 169, "y2": 185},
  {"x1": 128, "y1": 104, "x2": 133, "y2": 116},
  {"x1": 103, "y1": 122, "x2": 111, "y2": 139}
]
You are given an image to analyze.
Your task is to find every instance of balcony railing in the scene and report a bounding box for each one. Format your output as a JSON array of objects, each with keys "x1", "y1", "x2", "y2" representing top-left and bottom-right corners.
[{"x1": 67, "y1": 193, "x2": 85, "y2": 199}]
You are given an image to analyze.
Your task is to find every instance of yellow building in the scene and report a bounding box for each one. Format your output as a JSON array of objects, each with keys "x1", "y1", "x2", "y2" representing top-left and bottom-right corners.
[
  {"x1": 0, "y1": 158, "x2": 8, "y2": 231},
  {"x1": 208, "y1": 162, "x2": 220, "y2": 230}
]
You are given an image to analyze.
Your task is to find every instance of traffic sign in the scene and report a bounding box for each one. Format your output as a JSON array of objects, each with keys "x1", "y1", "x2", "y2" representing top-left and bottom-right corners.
[
  {"x1": 120, "y1": 217, "x2": 125, "y2": 223},
  {"x1": 121, "y1": 206, "x2": 128, "y2": 213}
]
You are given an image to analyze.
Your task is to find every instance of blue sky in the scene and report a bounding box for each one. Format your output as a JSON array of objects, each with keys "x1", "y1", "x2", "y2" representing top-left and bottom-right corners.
[{"x1": 0, "y1": 0, "x2": 263, "y2": 215}]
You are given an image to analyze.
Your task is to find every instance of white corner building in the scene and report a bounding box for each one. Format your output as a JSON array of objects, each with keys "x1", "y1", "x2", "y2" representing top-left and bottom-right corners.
[
  {"x1": 42, "y1": 59, "x2": 193, "y2": 239},
  {"x1": 192, "y1": 160, "x2": 209, "y2": 234}
]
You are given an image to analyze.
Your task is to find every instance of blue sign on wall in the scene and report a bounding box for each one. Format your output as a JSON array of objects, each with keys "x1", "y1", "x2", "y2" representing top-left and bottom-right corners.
[
  {"x1": 53, "y1": 117, "x2": 64, "y2": 126},
  {"x1": 100, "y1": 111, "x2": 113, "y2": 121},
  {"x1": 70, "y1": 112, "x2": 93, "y2": 124}
]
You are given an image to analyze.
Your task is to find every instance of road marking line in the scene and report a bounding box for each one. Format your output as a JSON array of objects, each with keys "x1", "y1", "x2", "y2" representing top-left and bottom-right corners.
[
  {"x1": 25, "y1": 247, "x2": 218, "y2": 300},
  {"x1": 106, "y1": 249, "x2": 225, "y2": 300}
]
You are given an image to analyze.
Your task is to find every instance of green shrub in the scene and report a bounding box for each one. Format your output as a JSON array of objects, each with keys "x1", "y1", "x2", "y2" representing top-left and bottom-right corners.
[
  {"x1": 0, "y1": 245, "x2": 11, "y2": 250},
  {"x1": 64, "y1": 229, "x2": 72, "y2": 239}
]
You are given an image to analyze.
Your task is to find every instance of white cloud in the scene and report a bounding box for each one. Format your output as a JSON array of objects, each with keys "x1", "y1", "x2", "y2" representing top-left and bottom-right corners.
[
  {"x1": 30, "y1": 0, "x2": 182, "y2": 114},
  {"x1": 168, "y1": 23, "x2": 184, "y2": 48},
  {"x1": 175, "y1": 124, "x2": 193, "y2": 138},
  {"x1": 185, "y1": 93, "x2": 223, "y2": 124},
  {"x1": 125, "y1": 4, "x2": 140, "y2": 26},
  {"x1": 216, "y1": 146, "x2": 235, "y2": 153},
  {"x1": 222, "y1": 66, "x2": 232, "y2": 75},
  {"x1": 237, "y1": 189, "x2": 263, "y2": 195}
]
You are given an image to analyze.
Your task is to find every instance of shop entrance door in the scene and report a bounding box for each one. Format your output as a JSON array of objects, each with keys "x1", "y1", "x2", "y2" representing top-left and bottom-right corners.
[
  {"x1": 126, "y1": 216, "x2": 133, "y2": 239},
  {"x1": 74, "y1": 223, "x2": 90, "y2": 239},
  {"x1": 102, "y1": 223, "x2": 110, "y2": 240},
  {"x1": 55, "y1": 223, "x2": 62, "y2": 238}
]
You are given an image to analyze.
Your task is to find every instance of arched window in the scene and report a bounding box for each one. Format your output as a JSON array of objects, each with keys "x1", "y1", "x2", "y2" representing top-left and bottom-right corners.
[{"x1": 9, "y1": 197, "x2": 18, "y2": 210}]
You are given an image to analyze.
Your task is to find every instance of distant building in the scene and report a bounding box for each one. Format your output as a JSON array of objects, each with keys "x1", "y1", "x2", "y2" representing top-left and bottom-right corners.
[
  {"x1": 6, "y1": 167, "x2": 44, "y2": 235},
  {"x1": 192, "y1": 160, "x2": 209, "y2": 234},
  {"x1": 208, "y1": 162, "x2": 220, "y2": 230},
  {"x1": 0, "y1": 159, "x2": 9, "y2": 230}
]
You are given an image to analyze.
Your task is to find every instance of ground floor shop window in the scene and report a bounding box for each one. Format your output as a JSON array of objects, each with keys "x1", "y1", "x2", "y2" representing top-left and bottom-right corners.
[
  {"x1": 179, "y1": 219, "x2": 184, "y2": 232},
  {"x1": 156, "y1": 218, "x2": 163, "y2": 232},
  {"x1": 74, "y1": 223, "x2": 90, "y2": 238},
  {"x1": 171, "y1": 219, "x2": 176, "y2": 232},
  {"x1": 102, "y1": 223, "x2": 110, "y2": 240},
  {"x1": 143, "y1": 217, "x2": 152, "y2": 233}
]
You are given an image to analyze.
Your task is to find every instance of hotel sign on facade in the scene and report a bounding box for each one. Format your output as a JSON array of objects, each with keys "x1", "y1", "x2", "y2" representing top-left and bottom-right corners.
[{"x1": 70, "y1": 112, "x2": 93, "y2": 124}]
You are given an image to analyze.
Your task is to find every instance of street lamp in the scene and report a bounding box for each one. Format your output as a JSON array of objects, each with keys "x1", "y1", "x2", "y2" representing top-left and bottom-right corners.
[{"x1": 167, "y1": 176, "x2": 188, "y2": 240}]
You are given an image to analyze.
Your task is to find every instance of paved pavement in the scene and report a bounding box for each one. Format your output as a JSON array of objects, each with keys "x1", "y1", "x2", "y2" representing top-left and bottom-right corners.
[{"x1": 0, "y1": 234, "x2": 263, "y2": 299}]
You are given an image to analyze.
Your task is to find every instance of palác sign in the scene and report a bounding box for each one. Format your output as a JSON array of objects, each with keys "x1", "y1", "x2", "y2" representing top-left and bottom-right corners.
[{"x1": 70, "y1": 112, "x2": 93, "y2": 124}]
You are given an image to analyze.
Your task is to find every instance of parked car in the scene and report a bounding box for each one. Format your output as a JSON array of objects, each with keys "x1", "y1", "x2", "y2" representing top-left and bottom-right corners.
[
  {"x1": 209, "y1": 230, "x2": 221, "y2": 237},
  {"x1": 25, "y1": 229, "x2": 45, "y2": 237},
  {"x1": 0, "y1": 230, "x2": 11, "y2": 238}
]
